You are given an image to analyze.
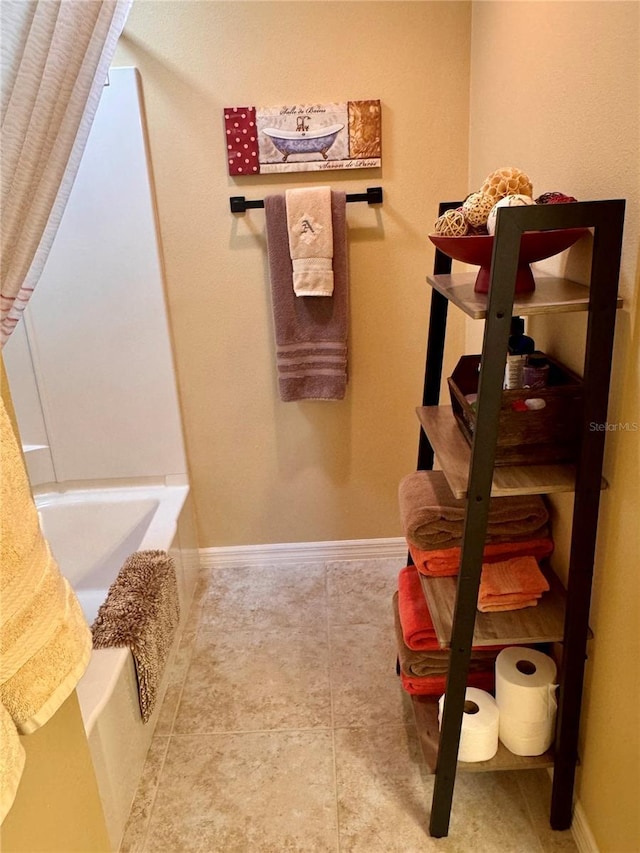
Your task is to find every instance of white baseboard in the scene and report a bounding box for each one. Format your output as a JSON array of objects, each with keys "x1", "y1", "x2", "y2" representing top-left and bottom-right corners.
[
  {"x1": 571, "y1": 798, "x2": 600, "y2": 853},
  {"x1": 546, "y1": 769, "x2": 599, "y2": 853},
  {"x1": 199, "y1": 537, "x2": 407, "y2": 568}
]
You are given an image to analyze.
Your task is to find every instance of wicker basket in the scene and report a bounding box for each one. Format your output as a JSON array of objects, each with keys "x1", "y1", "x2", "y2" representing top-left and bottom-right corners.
[{"x1": 447, "y1": 354, "x2": 583, "y2": 466}]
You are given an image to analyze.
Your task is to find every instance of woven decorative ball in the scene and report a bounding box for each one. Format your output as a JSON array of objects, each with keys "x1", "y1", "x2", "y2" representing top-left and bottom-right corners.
[
  {"x1": 486, "y1": 194, "x2": 535, "y2": 235},
  {"x1": 535, "y1": 191, "x2": 578, "y2": 204},
  {"x1": 481, "y1": 167, "x2": 533, "y2": 203},
  {"x1": 462, "y1": 192, "x2": 494, "y2": 228},
  {"x1": 433, "y1": 208, "x2": 469, "y2": 236}
]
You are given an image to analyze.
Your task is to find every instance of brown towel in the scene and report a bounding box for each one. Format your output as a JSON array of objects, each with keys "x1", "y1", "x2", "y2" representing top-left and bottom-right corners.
[
  {"x1": 265, "y1": 191, "x2": 348, "y2": 401},
  {"x1": 91, "y1": 550, "x2": 179, "y2": 723},
  {"x1": 392, "y1": 592, "x2": 501, "y2": 678},
  {"x1": 399, "y1": 470, "x2": 549, "y2": 551}
]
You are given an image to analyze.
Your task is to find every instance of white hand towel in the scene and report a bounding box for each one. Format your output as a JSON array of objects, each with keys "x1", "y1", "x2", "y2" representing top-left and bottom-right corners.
[{"x1": 285, "y1": 187, "x2": 334, "y2": 296}]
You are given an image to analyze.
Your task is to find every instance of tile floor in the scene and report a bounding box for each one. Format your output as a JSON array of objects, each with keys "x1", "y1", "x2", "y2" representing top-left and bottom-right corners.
[{"x1": 119, "y1": 557, "x2": 578, "y2": 853}]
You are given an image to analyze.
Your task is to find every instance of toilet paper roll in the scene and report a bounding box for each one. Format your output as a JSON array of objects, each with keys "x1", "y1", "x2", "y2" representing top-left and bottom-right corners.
[
  {"x1": 495, "y1": 647, "x2": 558, "y2": 755},
  {"x1": 495, "y1": 647, "x2": 557, "y2": 723},
  {"x1": 438, "y1": 688, "x2": 499, "y2": 763},
  {"x1": 499, "y1": 714, "x2": 556, "y2": 756}
]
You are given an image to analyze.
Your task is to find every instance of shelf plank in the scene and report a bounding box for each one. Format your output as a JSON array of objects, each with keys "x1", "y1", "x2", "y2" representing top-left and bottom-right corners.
[
  {"x1": 419, "y1": 563, "x2": 567, "y2": 649},
  {"x1": 416, "y1": 406, "x2": 609, "y2": 498},
  {"x1": 426, "y1": 273, "x2": 623, "y2": 320},
  {"x1": 411, "y1": 695, "x2": 555, "y2": 774}
]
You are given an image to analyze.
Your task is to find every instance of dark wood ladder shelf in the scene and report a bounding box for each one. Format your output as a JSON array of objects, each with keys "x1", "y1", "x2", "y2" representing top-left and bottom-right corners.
[
  {"x1": 419, "y1": 561, "x2": 568, "y2": 649},
  {"x1": 416, "y1": 406, "x2": 608, "y2": 499},
  {"x1": 410, "y1": 198, "x2": 625, "y2": 838},
  {"x1": 411, "y1": 694, "x2": 555, "y2": 775}
]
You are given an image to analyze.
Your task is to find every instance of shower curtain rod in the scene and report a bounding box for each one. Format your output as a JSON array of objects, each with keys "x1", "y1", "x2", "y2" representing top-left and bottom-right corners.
[{"x1": 229, "y1": 186, "x2": 383, "y2": 213}]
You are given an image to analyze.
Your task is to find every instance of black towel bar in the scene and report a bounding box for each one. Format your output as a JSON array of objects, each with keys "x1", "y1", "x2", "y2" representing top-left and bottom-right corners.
[{"x1": 230, "y1": 186, "x2": 383, "y2": 214}]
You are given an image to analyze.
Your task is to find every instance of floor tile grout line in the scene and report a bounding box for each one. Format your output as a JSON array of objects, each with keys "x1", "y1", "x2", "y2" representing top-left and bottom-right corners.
[
  {"x1": 163, "y1": 583, "x2": 207, "y2": 736},
  {"x1": 125, "y1": 575, "x2": 210, "y2": 852},
  {"x1": 131, "y1": 734, "x2": 171, "y2": 853},
  {"x1": 166, "y1": 722, "x2": 414, "y2": 736},
  {"x1": 325, "y1": 561, "x2": 342, "y2": 853},
  {"x1": 513, "y1": 772, "x2": 549, "y2": 853},
  {"x1": 169, "y1": 726, "x2": 334, "y2": 736}
]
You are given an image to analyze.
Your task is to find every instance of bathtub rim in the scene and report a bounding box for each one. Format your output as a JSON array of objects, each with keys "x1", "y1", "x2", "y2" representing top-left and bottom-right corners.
[{"x1": 34, "y1": 479, "x2": 190, "y2": 736}]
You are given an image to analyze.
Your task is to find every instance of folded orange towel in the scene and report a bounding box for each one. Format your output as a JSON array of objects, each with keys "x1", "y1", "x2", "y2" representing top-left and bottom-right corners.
[
  {"x1": 478, "y1": 599, "x2": 541, "y2": 613},
  {"x1": 397, "y1": 565, "x2": 439, "y2": 651},
  {"x1": 408, "y1": 538, "x2": 554, "y2": 577},
  {"x1": 479, "y1": 555, "x2": 549, "y2": 597},
  {"x1": 478, "y1": 556, "x2": 549, "y2": 613}
]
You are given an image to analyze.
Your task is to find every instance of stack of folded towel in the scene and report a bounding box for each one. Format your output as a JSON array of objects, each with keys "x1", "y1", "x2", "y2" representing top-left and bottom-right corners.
[
  {"x1": 478, "y1": 556, "x2": 550, "y2": 612},
  {"x1": 398, "y1": 471, "x2": 554, "y2": 603},
  {"x1": 393, "y1": 565, "x2": 503, "y2": 696}
]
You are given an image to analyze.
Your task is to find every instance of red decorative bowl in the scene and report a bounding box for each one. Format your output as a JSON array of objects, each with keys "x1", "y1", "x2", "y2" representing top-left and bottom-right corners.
[{"x1": 429, "y1": 228, "x2": 589, "y2": 294}]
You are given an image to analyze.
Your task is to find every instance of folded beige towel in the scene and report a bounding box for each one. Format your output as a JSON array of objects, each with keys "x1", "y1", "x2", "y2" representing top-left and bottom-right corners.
[
  {"x1": 285, "y1": 186, "x2": 334, "y2": 296},
  {"x1": 399, "y1": 470, "x2": 549, "y2": 551},
  {"x1": 0, "y1": 398, "x2": 92, "y2": 734},
  {"x1": 0, "y1": 700, "x2": 25, "y2": 823},
  {"x1": 92, "y1": 550, "x2": 180, "y2": 723}
]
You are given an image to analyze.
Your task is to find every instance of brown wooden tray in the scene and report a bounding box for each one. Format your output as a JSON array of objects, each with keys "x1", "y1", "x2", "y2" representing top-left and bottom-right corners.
[{"x1": 448, "y1": 354, "x2": 583, "y2": 466}]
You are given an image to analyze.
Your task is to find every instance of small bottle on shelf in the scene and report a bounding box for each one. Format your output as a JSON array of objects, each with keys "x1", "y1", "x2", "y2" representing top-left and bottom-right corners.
[
  {"x1": 523, "y1": 352, "x2": 550, "y2": 389},
  {"x1": 504, "y1": 317, "x2": 535, "y2": 389}
]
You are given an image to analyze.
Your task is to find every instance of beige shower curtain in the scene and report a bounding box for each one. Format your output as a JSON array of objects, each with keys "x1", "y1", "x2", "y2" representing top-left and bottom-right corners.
[
  {"x1": 0, "y1": 0, "x2": 132, "y2": 346},
  {"x1": 0, "y1": 0, "x2": 132, "y2": 824}
]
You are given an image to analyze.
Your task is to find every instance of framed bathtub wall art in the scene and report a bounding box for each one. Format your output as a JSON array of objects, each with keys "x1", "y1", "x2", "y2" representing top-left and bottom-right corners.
[{"x1": 224, "y1": 100, "x2": 381, "y2": 175}]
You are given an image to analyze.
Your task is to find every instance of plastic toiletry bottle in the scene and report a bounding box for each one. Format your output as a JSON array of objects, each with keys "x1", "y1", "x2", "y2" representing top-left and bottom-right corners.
[
  {"x1": 523, "y1": 352, "x2": 550, "y2": 390},
  {"x1": 504, "y1": 316, "x2": 535, "y2": 390}
]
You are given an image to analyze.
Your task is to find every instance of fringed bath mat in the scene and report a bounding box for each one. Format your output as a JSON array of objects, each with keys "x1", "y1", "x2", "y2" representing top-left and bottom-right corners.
[{"x1": 91, "y1": 550, "x2": 180, "y2": 723}]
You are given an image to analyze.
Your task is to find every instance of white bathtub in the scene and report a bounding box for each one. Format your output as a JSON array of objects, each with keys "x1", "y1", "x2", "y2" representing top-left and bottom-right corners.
[{"x1": 35, "y1": 482, "x2": 199, "y2": 851}]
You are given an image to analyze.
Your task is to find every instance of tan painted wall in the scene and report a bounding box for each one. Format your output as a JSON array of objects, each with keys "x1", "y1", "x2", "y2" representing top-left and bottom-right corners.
[
  {"x1": 113, "y1": 0, "x2": 470, "y2": 547},
  {"x1": 469, "y1": 3, "x2": 640, "y2": 851},
  {"x1": 0, "y1": 692, "x2": 110, "y2": 853}
]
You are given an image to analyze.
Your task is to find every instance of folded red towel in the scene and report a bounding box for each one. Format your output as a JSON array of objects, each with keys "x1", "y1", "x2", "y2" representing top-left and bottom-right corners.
[
  {"x1": 399, "y1": 669, "x2": 495, "y2": 696},
  {"x1": 397, "y1": 565, "x2": 440, "y2": 651},
  {"x1": 408, "y1": 538, "x2": 555, "y2": 577}
]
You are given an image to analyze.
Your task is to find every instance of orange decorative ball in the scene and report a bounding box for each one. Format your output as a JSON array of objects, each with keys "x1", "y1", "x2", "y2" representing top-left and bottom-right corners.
[{"x1": 481, "y1": 167, "x2": 533, "y2": 203}]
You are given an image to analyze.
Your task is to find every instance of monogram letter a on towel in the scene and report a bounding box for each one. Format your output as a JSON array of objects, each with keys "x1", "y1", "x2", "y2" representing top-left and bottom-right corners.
[{"x1": 286, "y1": 186, "x2": 334, "y2": 296}]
